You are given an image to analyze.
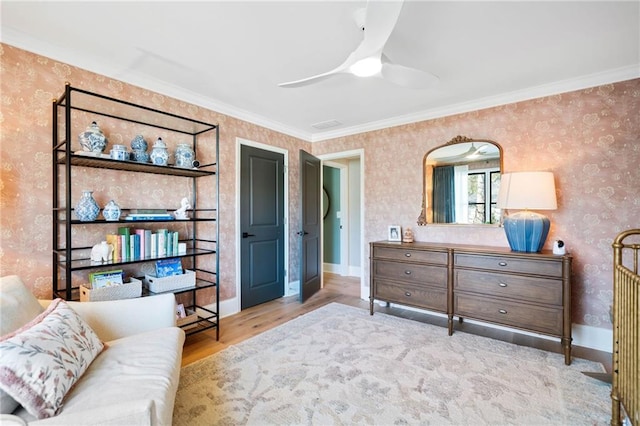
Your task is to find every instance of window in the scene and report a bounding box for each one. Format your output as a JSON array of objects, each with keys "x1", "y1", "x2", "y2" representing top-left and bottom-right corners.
[{"x1": 466, "y1": 169, "x2": 501, "y2": 224}]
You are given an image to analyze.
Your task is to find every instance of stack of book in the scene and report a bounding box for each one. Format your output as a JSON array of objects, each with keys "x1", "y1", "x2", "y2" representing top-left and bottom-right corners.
[
  {"x1": 106, "y1": 227, "x2": 181, "y2": 261},
  {"x1": 124, "y1": 209, "x2": 174, "y2": 221}
]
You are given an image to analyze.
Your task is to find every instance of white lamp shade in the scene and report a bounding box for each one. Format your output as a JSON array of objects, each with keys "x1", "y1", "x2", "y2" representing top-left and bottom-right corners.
[{"x1": 497, "y1": 171, "x2": 557, "y2": 211}]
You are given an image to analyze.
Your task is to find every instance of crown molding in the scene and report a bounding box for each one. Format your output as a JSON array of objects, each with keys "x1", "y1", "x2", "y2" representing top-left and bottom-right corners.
[
  {"x1": 3, "y1": 29, "x2": 638, "y2": 144},
  {"x1": 309, "y1": 64, "x2": 640, "y2": 142}
]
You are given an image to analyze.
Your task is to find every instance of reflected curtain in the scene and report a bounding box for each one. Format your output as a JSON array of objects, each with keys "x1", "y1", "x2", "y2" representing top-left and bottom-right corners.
[{"x1": 432, "y1": 166, "x2": 455, "y2": 223}]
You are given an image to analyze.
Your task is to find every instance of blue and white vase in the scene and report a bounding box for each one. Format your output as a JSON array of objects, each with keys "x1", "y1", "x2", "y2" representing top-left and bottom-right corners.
[
  {"x1": 150, "y1": 137, "x2": 169, "y2": 166},
  {"x1": 75, "y1": 190, "x2": 100, "y2": 222},
  {"x1": 174, "y1": 143, "x2": 195, "y2": 168},
  {"x1": 102, "y1": 199, "x2": 121, "y2": 221},
  {"x1": 78, "y1": 121, "x2": 108, "y2": 154},
  {"x1": 130, "y1": 135, "x2": 148, "y2": 152}
]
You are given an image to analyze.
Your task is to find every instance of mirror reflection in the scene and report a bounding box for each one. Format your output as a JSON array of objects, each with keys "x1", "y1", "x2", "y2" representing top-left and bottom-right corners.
[{"x1": 418, "y1": 136, "x2": 503, "y2": 226}]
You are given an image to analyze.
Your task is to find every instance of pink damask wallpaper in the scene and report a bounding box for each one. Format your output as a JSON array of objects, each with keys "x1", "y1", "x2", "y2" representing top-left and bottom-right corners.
[
  {"x1": 314, "y1": 80, "x2": 640, "y2": 329},
  {"x1": 1, "y1": 42, "x2": 638, "y2": 330},
  {"x1": 0, "y1": 43, "x2": 308, "y2": 302}
]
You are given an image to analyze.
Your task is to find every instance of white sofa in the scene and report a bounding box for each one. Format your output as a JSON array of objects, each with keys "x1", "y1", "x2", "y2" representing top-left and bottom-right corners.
[{"x1": 0, "y1": 275, "x2": 185, "y2": 425}]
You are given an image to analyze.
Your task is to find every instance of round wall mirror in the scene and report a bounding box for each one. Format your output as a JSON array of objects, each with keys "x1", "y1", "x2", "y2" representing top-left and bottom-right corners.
[{"x1": 417, "y1": 136, "x2": 503, "y2": 226}]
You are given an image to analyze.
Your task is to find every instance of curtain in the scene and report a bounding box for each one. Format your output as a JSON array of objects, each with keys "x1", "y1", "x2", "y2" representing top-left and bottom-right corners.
[{"x1": 432, "y1": 166, "x2": 455, "y2": 223}]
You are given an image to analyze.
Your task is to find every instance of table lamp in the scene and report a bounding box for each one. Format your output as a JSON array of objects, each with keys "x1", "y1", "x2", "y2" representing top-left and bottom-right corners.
[{"x1": 497, "y1": 172, "x2": 557, "y2": 252}]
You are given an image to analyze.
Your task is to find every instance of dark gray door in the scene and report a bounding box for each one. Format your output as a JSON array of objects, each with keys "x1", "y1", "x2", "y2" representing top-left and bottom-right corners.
[
  {"x1": 240, "y1": 145, "x2": 285, "y2": 309},
  {"x1": 299, "y1": 150, "x2": 321, "y2": 302}
]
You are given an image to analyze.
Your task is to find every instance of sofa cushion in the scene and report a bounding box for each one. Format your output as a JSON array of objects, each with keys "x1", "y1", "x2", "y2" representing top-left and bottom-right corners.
[
  {"x1": 0, "y1": 275, "x2": 44, "y2": 337},
  {"x1": 0, "y1": 299, "x2": 104, "y2": 419},
  {"x1": 52, "y1": 327, "x2": 185, "y2": 425},
  {"x1": 0, "y1": 275, "x2": 46, "y2": 414}
]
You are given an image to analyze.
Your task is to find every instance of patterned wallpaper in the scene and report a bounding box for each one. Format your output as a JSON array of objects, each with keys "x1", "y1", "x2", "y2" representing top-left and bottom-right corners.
[
  {"x1": 1, "y1": 43, "x2": 638, "y2": 329},
  {"x1": 313, "y1": 80, "x2": 640, "y2": 329},
  {"x1": 0, "y1": 43, "x2": 308, "y2": 302}
]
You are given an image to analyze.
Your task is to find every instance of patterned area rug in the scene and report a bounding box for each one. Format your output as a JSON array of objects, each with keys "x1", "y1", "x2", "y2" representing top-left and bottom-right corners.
[{"x1": 173, "y1": 303, "x2": 610, "y2": 425}]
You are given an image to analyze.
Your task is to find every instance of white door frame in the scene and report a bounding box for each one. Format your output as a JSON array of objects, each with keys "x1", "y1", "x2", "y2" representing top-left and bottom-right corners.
[
  {"x1": 323, "y1": 160, "x2": 349, "y2": 276},
  {"x1": 318, "y1": 149, "x2": 366, "y2": 300},
  {"x1": 235, "y1": 138, "x2": 290, "y2": 314}
]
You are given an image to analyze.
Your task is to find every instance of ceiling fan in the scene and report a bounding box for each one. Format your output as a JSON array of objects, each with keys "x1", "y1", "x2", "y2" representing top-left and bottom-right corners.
[
  {"x1": 278, "y1": 0, "x2": 438, "y2": 89},
  {"x1": 432, "y1": 144, "x2": 492, "y2": 164}
]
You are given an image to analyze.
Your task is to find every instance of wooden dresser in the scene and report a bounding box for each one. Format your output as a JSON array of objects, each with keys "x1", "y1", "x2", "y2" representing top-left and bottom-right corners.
[{"x1": 370, "y1": 241, "x2": 573, "y2": 365}]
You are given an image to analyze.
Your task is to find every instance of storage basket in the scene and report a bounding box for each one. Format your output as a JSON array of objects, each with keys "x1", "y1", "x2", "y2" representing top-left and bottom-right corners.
[
  {"x1": 144, "y1": 269, "x2": 196, "y2": 293},
  {"x1": 80, "y1": 277, "x2": 142, "y2": 302},
  {"x1": 177, "y1": 309, "x2": 198, "y2": 330}
]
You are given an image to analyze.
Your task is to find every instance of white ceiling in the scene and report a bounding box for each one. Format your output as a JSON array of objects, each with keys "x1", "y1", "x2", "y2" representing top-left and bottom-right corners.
[{"x1": 2, "y1": 1, "x2": 639, "y2": 142}]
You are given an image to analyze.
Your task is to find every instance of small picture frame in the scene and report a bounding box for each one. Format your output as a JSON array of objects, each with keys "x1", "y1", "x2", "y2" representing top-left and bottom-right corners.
[
  {"x1": 388, "y1": 225, "x2": 402, "y2": 242},
  {"x1": 176, "y1": 303, "x2": 186, "y2": 320}
]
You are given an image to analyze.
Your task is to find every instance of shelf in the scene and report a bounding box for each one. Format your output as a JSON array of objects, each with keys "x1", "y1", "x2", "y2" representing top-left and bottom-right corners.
[
  {"x1": 58, "y1": 154, "x2": 216, "y2": 177},
  {"x1": 53, "y1": 84, "x2": 220, "y2": 339},
  {"x1": 57, "y1": 85, "x2": 217, "y2": 136},
  {"x1": 55, "y1": 248, "x2": 216, "y2": 271},
  {"x1": 57, "y1": 217, "x2": 217, "y2": 225}
]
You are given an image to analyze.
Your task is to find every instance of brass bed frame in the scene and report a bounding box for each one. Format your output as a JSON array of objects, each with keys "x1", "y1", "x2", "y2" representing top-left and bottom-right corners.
[{"x1": 611, "y1": 229, "x2": 640, "y2": 426}]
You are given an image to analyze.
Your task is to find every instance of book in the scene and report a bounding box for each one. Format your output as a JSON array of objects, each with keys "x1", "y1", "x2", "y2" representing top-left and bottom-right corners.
[
  {"x1": 90, "y1": 270, "x2": 123, "y2": 289},
  {"x1": 128, "y1": 209, "x2": 168, "y2": 215},
  {"x1": 105, "y1": 234, "x2": 121, "y2": 261},
  {"x1": 118, "y1": 227, "x2": 130, "y2": 260},
  {"x1": 155, "y1": 258, "x2": 183, "y2": 278},
  {"x1": 125, "y1": 215, "x2": 174, "y2": 221}
]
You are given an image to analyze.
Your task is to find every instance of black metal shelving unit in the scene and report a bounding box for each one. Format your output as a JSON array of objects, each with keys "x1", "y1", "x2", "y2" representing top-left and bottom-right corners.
[{"x1": 52, "y1": 83, "x2": 220, "y2": 339}]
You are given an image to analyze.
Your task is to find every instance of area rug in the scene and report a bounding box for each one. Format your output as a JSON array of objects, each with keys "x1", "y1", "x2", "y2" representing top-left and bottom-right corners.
[{"x1": 173, "y1": 303, "x2": 610, "y2": 425}]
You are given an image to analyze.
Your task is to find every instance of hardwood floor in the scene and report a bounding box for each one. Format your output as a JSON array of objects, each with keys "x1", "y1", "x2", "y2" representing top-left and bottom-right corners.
[{"x1": 182, "y1": 273, "x2": 612, "y2": 375}]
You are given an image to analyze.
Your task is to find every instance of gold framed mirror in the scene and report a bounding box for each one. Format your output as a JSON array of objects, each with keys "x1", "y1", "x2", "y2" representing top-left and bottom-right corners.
[{"x1": 417, "y1": 135, "x2": 503, "y2": 226}]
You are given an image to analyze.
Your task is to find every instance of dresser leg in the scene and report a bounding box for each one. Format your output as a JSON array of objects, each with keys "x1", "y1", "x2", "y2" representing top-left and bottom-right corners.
[
  {"x1": 447, "y1": 315, "x2": 454, "y2": 335},
  {"x1": 369, "y1": 298, "x2": 374, "y2": 315},
  {"x1": 561, "y1": 337, "x2": 572, "y2": 365}
]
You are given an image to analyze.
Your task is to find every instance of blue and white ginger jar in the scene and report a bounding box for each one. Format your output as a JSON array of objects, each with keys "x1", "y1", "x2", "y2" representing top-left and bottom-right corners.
[
  {"x1": 130, "y1": 135, "x2": 148, "y2": 152},
  {"x1": 75, "y1": 190, "x2": 100, "y2": 222},
  {"x1": 78, "y1": 121, "x2": 108, "y2": 153},
  {"x1": 102, "y1": 199, "x2": 121, "y2": 221},
  {"x1": 150, "y1": 137, "x2": 169, "y2": 166},
  {"x1": 174, "y1": 143, "x2": 195, "y2": 168}
]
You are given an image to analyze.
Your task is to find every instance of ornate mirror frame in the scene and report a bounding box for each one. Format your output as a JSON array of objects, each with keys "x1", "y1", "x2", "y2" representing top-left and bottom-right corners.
[{"x1": 417, "y1": 135, "x2": 503, "y2": 226}]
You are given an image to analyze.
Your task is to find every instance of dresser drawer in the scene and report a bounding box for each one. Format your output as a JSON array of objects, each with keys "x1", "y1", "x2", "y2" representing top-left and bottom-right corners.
[
  {"x1": 373, "y1": 260, "x2": 447, "y2": 288},
  {"x1": 455, "y1": 269, "x2": 563, "y2": 305},
  {"x1": 373, "y1": 246, "x2": 448, "y2": 265},
  {"x1": 454, "y1": 253, "x2": 562, "y2": 277},
  {"x1": 374, "y1": 279, "x2": 447, "y2": 312},
  {"x1": 454, "y1": 294, "x2": 563, "y2": 335}
]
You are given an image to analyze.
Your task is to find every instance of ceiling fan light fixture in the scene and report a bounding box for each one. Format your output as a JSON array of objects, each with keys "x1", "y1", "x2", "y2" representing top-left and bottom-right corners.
[{"x1": 350, "y1": 57, "x2": 382, "y2": 77}]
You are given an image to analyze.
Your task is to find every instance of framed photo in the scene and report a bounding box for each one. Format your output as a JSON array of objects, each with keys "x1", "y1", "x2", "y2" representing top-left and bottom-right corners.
[{"x1": 388, "y1": 225, "x2": 402, "y2": 242}]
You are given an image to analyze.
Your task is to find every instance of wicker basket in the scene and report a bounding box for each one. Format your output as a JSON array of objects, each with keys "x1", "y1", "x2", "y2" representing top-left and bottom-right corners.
[
  {"x1": 80, "y1": 277, "x2": 142, "y2": 302},
  {"x1": 144, "y1": 269, "x2": 196, "y2": 293}
]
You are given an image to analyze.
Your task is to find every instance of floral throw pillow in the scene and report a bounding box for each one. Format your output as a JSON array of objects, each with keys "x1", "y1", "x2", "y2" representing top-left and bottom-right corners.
[{"x1": 0, "y1": 299, "x2": 104, "y2": 419}]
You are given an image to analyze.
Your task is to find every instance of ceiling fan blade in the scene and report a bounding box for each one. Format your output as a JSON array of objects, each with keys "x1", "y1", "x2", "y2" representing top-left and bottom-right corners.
[
  {"x1": 278, "y1": 0, "x2": 406, "y2": 88},
  {"x1": 278, "y1": 68, "x2": 346, "y2": 88},
  {"x1": 360, "y1": 0, "x2": 405, "y2": 57},
  {"x1": 380, "y1": 61, "x2": 439, "y2": 89}
]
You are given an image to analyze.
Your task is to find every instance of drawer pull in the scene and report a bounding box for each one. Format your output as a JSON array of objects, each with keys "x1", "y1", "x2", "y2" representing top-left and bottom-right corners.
[
  {"x1": 498, "y1": 309, "x2": 508, "y2": 314},
  {"x1": 498, "y1": 282, "x2": 508, "y2": 287},
  {"x1": 405, "y1": 253, "x2": 412, "y2": 257},
  {"x1": 404, "y1": 270, "x2": 412, "y2": 275},
  {"x1": 498, "y1": 261, "x2": 508, "y2": 267},
  {"x1": 405, "y1": 291, "x2": 412, "y2": 297}
]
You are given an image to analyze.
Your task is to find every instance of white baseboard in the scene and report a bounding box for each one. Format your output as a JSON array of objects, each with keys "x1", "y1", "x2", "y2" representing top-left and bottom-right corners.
[
  {"x1": 371, "y1": 300, "x2": 613, "y2": 353},
  {"x1": 323, "y1": 263, "x2": 361, "y2": 277},
  {"x1": 323, "y1": 263, "x2": 342, "y2": 274}
]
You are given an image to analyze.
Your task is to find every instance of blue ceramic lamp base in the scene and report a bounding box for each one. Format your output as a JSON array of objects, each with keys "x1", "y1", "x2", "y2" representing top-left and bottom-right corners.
[{"x1": 503, "y1": 210, "x2": 551, "y2": 252}]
